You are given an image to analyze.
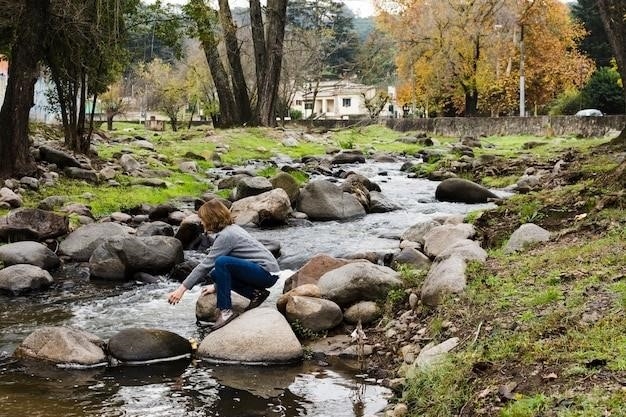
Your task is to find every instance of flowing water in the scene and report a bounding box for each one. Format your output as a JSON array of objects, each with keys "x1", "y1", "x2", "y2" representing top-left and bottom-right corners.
[{"x1": 0, "y1": 160, "x2": 509, "y2": 417}]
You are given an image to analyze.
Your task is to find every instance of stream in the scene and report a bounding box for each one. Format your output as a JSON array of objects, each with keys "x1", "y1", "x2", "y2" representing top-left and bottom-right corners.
[{"x1": 0, "y1": 160, "x2": 508, "y2": 417}]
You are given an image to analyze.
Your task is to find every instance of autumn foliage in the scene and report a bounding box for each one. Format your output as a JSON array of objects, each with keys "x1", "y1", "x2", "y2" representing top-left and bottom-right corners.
[{"x1": 375, "y1": 0, "x2": 595, "y2": 116}]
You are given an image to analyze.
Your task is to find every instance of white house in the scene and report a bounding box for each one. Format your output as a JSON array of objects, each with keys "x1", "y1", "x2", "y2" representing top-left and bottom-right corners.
[{"x1": 292, "y1": 80, "x2": 398, "y2": 119}]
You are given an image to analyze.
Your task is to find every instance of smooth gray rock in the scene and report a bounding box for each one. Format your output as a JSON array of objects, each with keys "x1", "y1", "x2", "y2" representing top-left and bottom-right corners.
[
  {"x1": 343, "y1": 301, "x2": 381, "y2": 325},
  {"x1": 505, "y1": 223, "x2": 551, "y2": 253},
  {"x1": 119, "y1": 154, "x2": 141, "y2": 173},
  {"x1": 108, "y1": 328, "x2": 192, "y2": 363},
  {"x1": 435, "y1": 178, "x2": 499, "y2": 204},
  {"x1": 38, "y1": 146, "x2": 82, "y2": 169},
  {"x1": 401, "y1": 219, "x2": 441, "y2": 245},
  {"x1": 270, "y1": 172, "x2": 300, "y2": 203},
  {"x1": 423, "y1": 223, "x2": 475, "y2": 259},
  {"x1": 420, "y1": 256, "x2": 467, "y2": 306},
  {"x1": 59, "y1": 222, "x2": 132, "y2": 261},
  {"x1": 89, "y1": 235, "x2": 184, "y2": 280},
  {"x1": 0, "y1": 187, "x2": 22, "y2": 208},
  {"x1": 285, "y1": 296, "x2": 343, "y2": 332},
  {"x1": 0, "y1": 241, "x2": 60, "y2": 270},
  {"x1": 0, "y1": 264, "x2": 54, "y2": 294},
  {"x1": 297, "y1": 180, "x2": 366, "y2": 221},
  {"x1": 318, "y1": 261, "x2": 403, "y2": 307},
  {"x1": 198, "y1": 308, "x2": 303, "y2": 364},
  {"x1": 230, "y1": 188, "x2": 292, "y2": 227},
  {"x1": 14, "y1": 326, "x2": 107, "y2": 366},
  {"x1": 136, "y1": 221, "x2": 174, "y2": 237},
  {"x1": 369, "y1": 191, "x2": 401, "y2": 213},
  {"x1": 196, "y1": 291, "x2": 250, "y2": 321},
  {"x1": 435, "y1": 239, "x2": 487, "y2": 263},
  {"x1": 392, "y1": 247, "x2": 431, "y2": 270},
  {"x1": 234, "y1": 176, "x2": 273, "y2": 200}
]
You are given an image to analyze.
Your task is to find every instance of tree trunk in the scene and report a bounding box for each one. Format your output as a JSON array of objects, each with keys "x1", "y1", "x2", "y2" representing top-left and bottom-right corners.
[
  {"x1": 107, "y1": 113, "x2": 114, "y2": 131},
  {"x1": 597, "y1": 0, "x2": 626, "y2": 144},
  {"x1": 258, "y1": 0, "x2": 288, "y2": 127},
  {"x1": 169, "y1": 117, "x2": 178, "y2": 132},
  {"x1": 250, "y1": 0, "x2": 267, "y2": 108},
  {"x1": 0, "y1": 0, "x2": 49, "y2": 179},
  {"x1": 464, "y1": 90, "x2": 479, "y2": 116},
  {"x1": 203, "y1": 42, "x2": 239, "y2": 128},
  {"x1": 217, "y1": 0, "x2": 253, "y2": 124}
]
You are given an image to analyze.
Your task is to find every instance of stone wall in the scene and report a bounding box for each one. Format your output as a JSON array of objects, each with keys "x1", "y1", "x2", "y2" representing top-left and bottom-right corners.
[
  {"x1": 294, "y1": 116, "x2": 625, "y2": 138},
  {"x1": 384, "y1": 115, "x2": 626, "y2": 138}
]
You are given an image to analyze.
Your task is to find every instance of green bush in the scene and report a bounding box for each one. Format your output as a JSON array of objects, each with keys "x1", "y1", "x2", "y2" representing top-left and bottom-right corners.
[{"x1": 290, "y1": 108, "x2": 303, "y2": 120}]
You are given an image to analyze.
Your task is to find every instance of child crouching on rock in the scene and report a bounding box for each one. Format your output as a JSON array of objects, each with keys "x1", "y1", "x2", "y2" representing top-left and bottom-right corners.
[{"x1": 167, "y1": 199, "x2": 279, "y2": 330}]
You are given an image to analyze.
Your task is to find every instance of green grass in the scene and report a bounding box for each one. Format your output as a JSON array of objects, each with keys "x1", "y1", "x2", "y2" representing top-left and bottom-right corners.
[{"x1": 22, "y1": 173, "x2": 209, "y2": 218}]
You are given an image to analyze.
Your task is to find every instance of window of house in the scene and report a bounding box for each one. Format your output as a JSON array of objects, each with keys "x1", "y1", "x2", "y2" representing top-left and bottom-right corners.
[
  {"x1": 342, "y1": 98, "x2": 351, "y2": 107},
  {"x1": 304, "y1": 101, "x2": 314, "y2": 110},
  {"x1": 295, "y1": 100, "x2": 302, "y2": 106}
]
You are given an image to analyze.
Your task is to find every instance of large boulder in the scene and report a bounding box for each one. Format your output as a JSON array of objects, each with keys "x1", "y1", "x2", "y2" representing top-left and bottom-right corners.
[
  {"x1": 283, "y1": 254, "x2": 356, "y2": 292},
  {"x1": 198, "y1": 308, "x2": 303, "y2": 364},
  {"x1": 285, "y1": 296, "x2": 343, "y2": 332},
  {"x1": 504, "y1": 223, "x2": 551, "y2": 253},
  {"x1": 401, "y1": 219, "x2": 441, "y2": 246},
  {"x1": 174, "y1": 214, "x2": 204, "y2": 250},
  {"x1": 0, "y1": 241, "x2": 60, "y2": 270},
  {"x1": 0, "y1": 264, "x2": 54, "y2": 295},
  {"x1": 331, "y1": 150, "x2": 366, "y2": 164},
  {"x1": 0, "y1": 208, "x2": 69, "y2": 242},
  {"x1": 89, "y1": 236, "x2": 184, "y2": 280},
  {"x1": 230, "y1": 188, "x2": 292, "y2": 227},
  {"x1": 423, "y1": 223, "x2": 475, "y2": 259},
  {"x1": 119, "y1": 154, "x2": 141, "y2": 173},
  {"x1": 270, "y1": 172, "x2": 300, "y2": 204},
  {"x1": 369, "y1": 191, "x2": 401, "y2": 213},
  {"x1": 136, "y1": 221, "x2": 175, "y2": 237},
  {"x1": 14, "y1": 326, "x2": 107, "y2": 366},
  {"x1": 435, "y1": 178, "x2": 499, "y2": 204},
  {"x1": 297, "y1": 180, "x2": 366, "y2": 221},
  {"x1": 59, "y1": 222, "x2": 132, "y2": 261},
  {"x1": 38, "y1": 145, "x2": 82, "y2": 168},
  {"x1": 107, "y1": 328, "x2": 192, "y2": 363},
  {"x1": 234, "y1": 176, "x2": 273, "y2": 200},
  {"x1": 318, "y1": 261, "x2": 403, "y2": 307},
  {"x1": 420, "y1": 256, "x2": 467, "y2": 306}
]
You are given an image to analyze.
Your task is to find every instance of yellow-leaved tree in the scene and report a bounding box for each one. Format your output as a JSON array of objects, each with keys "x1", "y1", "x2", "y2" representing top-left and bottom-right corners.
[{"x1": 376, "y1": 0, "x2": 594, "y2": 116}]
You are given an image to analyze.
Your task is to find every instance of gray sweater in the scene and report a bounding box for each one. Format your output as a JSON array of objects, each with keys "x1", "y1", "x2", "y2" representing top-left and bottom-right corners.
[{"x1": 182, "y1": 224, "x2": 280, "y2": 290}]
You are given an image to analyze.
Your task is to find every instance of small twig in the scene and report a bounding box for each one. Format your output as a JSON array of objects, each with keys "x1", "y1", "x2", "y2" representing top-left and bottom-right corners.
[{"x1": 472, "y1": 321, "x2": 484, "y2": 345}]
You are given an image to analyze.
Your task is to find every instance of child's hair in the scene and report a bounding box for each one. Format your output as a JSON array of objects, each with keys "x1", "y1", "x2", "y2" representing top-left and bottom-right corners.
[{"x1": 197, "y1": 199, "x2": 234, "y2": 232}]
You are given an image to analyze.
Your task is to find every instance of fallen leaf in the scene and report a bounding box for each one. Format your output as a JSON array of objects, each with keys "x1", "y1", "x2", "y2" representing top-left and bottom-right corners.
[{"x1": 542, "y1": 372, "x2": 558, "y2": 380}]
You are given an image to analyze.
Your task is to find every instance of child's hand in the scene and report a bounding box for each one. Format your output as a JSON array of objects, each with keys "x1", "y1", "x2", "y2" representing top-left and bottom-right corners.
[
  {"x1": 201, "y1": 284, "x2": 216, "y2": 296},
  {"x1": 168, "y1": 285, "x2": 187, "y2": 304}
]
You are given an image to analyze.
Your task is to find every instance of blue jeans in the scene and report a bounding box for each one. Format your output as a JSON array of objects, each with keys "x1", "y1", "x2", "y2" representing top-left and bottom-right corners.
[{"x1": 211, "y1": 256, "x2": 278, "y2": 309}]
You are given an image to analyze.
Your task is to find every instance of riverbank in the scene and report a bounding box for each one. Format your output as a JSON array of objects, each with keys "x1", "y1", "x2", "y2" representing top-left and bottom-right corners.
[{"x1": 2, "y1": 123, "x2": 625, "y2": 416}]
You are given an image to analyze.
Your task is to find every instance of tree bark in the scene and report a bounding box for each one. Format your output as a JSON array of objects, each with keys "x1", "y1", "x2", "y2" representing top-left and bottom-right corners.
[
  {"x1": 203, "y1": 41, "x2": 239, "y2": 128},
  {"x1": 0, "y1": 0, "x2": 49, "y2": 179},
  {"x1": 249, "y1": 0, "x2": 267, "y2": 108},
  {"x1": 597, "y1": 0, "x2": 626, "y2": 144},
  {"x1": 258, "y1": 0, "x2": 288, "y2": 127},
  {"x1": 217, "y1": 0, "x2": 253, "y2": 124}
]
